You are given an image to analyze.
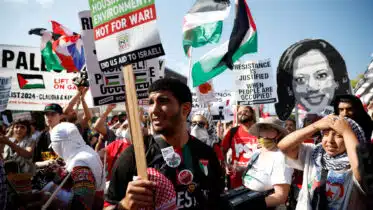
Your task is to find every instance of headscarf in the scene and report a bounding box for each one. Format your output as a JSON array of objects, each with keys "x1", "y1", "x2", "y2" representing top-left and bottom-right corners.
[
  {"x1": 50, "y1": 122, "x2": 105, "y2": 190},
  {"x1": 312, "y1": 117, "x2": 367, "y2": 170},
  {"x1": 333, "y1": 94, "x2": 373, "y2": 141},
  {"x1": 192, "y1": 109, "x2": 219, "y2": 147}
]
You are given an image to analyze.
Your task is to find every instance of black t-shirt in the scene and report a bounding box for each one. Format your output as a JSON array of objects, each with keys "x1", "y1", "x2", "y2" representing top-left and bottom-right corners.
[{"x1": 105, "y1": 135, "x2": 224, "y2": 210}]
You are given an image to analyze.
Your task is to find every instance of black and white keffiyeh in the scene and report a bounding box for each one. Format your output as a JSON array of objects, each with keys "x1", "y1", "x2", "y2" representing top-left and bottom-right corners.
[{"x1": 312, "y1": 117, "x2": 367, "y2": 171}]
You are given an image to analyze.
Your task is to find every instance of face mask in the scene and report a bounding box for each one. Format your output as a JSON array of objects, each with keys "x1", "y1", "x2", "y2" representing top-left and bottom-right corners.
[
  {"x1": 190, "y1": 126, "x2": 209, "y2": 144},
  {"x1": 124, "y1": 129, "x2": 131, "y2": 141},
  {"x1": 258, "y1": 138, "x2": 277, "y2": 150}
]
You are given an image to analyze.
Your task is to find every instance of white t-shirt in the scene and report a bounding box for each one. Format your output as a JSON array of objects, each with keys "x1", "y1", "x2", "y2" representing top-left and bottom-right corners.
[
  {"x1": 286, "y1": 144, "x2": 367, "y2": 210},
  {"x1": 243, "y1": 149, "x2": 293, "y2": 192}
]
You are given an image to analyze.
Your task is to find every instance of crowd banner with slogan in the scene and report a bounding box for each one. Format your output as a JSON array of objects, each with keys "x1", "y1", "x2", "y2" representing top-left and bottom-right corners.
[
  {"x1": 0, "y1": 45, "x2": 94, "y2": 111},
  {"x1": 355, "y1": 59, "x2": 373, "y2": 106},
  {"x1": 79, "y1": 10, "x2": 165, "y2": 106},
  {"x1": 233, "y1": 59, "x2": 277, "y2": 105},
  {"x1": 196, "y1": 80, "x2": 217, "y2": 106},
  {"x1": 0, "y1": 77, "x2": 12, "y2": 112},
  {"x1": 88, "y1": 0, "x2": 165, "y2": 72},
  {"x1": 275, "y1": 39, "x2": 351, "y2": 120}
]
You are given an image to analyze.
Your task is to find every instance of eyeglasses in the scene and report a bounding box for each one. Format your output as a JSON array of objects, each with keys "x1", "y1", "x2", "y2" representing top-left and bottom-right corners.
[{"x1": 191, "y1": 121, "x2": 206, "y2": 128}]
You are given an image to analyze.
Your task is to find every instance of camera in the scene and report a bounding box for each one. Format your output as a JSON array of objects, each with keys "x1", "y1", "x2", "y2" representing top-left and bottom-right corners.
[{"x1": 72, "y1": 67, "x2": 89, "y2": 87}]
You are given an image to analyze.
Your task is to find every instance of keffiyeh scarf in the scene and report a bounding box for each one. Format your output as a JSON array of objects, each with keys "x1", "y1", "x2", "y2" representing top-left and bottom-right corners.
[{"x1": 312, "y1": 117, "x2": 367, "y2": 171}]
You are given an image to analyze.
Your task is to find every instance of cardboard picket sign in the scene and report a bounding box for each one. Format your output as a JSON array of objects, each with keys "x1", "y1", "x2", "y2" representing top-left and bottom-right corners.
[
  {"x1": 0, "y1": 77, "x2": 11, "y2": 112},
  {"x1": 79, "y1": 10, "x2": 165, "y2": 106},
  {"x1": 233, "y1": 59, "x2": 277, "y2": 105},
  {"x1": 275, "y1": 39, "x2": 352, "y2": 120},
  {"x1": 88, "y1": 0, "x2": 166, "y2": 180}
]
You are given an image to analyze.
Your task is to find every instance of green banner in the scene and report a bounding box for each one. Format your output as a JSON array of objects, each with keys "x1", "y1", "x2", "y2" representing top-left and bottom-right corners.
[{"x1": 88, "y1": 0, "x2": 155, "y2": 26}]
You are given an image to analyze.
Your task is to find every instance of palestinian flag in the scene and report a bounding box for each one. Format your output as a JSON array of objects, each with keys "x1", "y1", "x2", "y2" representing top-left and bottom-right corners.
[
  {"x1": 17, "y1": 74, "x2": 45, "y2": 89},
  {"x1": 192, "y1": 0, "x2": 257, "y2": 87},
  {"x1": 105, "y1": 75, "x2": 121, "y2": 86},
  {"x1": 135, "y1": 72, "x2": 148, "y2": 83},
  {"x1": 40, "y1": 31, "x2": 64, "y2": 72},
  {"x1": 199, "y1": 159, "x2": 209, "y2": 176},
  {"x1": 183, "y1": 0, "x2": 231, "y2": 56}
]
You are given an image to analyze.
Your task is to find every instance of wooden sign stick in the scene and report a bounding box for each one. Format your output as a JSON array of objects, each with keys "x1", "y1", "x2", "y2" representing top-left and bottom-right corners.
[{"x1": 122, "y1": 64, "x2": 148, "y2": 180}]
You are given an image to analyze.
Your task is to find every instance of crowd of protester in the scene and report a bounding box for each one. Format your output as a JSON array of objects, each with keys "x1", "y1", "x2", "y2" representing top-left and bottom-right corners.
[{"x1": 0, "y1": 78, "x2": 372, "y2": 209}]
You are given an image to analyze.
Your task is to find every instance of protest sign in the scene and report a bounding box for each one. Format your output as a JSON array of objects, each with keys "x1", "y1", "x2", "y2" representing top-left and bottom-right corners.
[
  {"x1": 88, "y1": 0, "x2": 167, "y2": 180},
  {"x1": 88, "y1": 0, "x2": 165, "y2": 72},
  {"x1": 233, "y1": 59, "x2": 277, "y2": 105},
  {"x1": 0, "y1": 77, "x2": 12, "y2": 112},
  {"x1": 79, "y1": 10, "x2": 165, "y2": 106},
  {"x1": 192, "y1": 90, "x2": 234, "y2": 122},
  {"x1": 12, "y1": 111, "x2": 32, "y2": 121},
  {"x1": 0, "y1": 45, "x2": 94, "y2": 111}
]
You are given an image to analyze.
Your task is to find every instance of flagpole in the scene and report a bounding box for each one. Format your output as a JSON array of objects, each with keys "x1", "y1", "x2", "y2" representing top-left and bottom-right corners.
[
  {"x1": 295, "y1": 105, "x2": 299, "y2": 129},
  {"x1": 188, "y1": 47, "x2": 193, "y2": 89}
]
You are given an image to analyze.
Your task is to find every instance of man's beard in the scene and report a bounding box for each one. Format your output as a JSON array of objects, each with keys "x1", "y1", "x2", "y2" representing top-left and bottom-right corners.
[
  {"x1": 239, "y1": 115, "x2": 253, "y2": 124},
  {"x1": 153, "y1": 109, "x2": 183, "y2": 136}
]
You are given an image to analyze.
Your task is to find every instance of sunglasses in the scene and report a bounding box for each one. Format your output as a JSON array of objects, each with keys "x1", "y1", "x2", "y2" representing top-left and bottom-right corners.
[{"x1": 191, "y1": 121, "x2": 206, "y2": 128}]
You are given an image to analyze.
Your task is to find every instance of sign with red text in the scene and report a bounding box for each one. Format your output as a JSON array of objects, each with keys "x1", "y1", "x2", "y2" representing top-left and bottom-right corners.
[
  {"x1": 0, "y1": 45, "x2": 94, "y2": 111},
  {"x1": 88, "y1": 0, "x2": 165, "y2": 73},
  {"x1": 79, "y1": 10, "x2": 165, "y2": 106}
]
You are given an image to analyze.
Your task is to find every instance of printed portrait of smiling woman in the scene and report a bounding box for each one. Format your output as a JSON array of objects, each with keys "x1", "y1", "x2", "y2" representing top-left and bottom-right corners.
[{"x1": 275, "y1": 39, "x2": 351, "y2": 120}]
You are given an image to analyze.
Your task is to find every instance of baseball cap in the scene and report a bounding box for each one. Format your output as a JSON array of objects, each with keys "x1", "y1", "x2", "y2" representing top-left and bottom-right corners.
[
  {"x1": 118, "y1": 111, "x2": 127, "y2": 117},
  {"x1": 44, "y1": 103, "x2": 63, "y2": 114}
]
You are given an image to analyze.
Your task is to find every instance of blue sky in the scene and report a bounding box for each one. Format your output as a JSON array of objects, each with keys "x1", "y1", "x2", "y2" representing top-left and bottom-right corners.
[{"x1": 1, "y1": 0, "x2": 373, "y2": 92}]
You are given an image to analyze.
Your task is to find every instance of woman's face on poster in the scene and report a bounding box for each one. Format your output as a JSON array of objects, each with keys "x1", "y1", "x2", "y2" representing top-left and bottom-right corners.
[{"x1": 292, "y1": 50, "x2": 337, "y2": 113}]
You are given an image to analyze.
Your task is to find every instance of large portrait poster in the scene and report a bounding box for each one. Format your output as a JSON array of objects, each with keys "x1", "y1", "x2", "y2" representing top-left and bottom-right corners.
[
  {"x1": 275, "y1": 39, "x2": 351, "y2": 120},
  {"x1": 0, "y1": 45, "x2": 94, "y2": 111}
]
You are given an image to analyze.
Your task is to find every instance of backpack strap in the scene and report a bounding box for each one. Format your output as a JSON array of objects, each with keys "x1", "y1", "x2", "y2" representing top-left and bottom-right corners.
[
  {"x1": 242, "y1": 151, "x2": 261, "y2": 180},
  {"x1": 229, "y1": 126, "x2": 239, "y2": 149}
]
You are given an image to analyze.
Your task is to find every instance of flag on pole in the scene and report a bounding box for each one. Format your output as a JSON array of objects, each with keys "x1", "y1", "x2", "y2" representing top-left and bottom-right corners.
[
  {"x1": 51, "y1": 20, "x2": 74, "y2": 36},
  {"x1": 40, "y1": 31, "x2": 64, "y2": 72},
  {"x1": 355, "y1": 59, "x2": 373, "y2": 105},
  {"x1": 192, "y1": 0, "x2": 257, "y2": 87},
  {"x1": 183, "y1": 0, "x2": 231, "y2": 56}
]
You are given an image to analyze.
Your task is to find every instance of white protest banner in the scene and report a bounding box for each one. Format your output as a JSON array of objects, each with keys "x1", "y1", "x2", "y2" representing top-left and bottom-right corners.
[
  {"x1": 0, "y1": 76, "x2": 12, "y2": 112},
  {"x1": 0, "y1": 45, "x2": 94, "y2": 111},
  {"x1": 233, "y1": 59, "x2": 277, "y2": 105},
  {"x1": 192, "y1": 90, "x2": 234, "y2": 122},
  {"x1": 196, "y1": 80, "x2": 217, "y2": 106},
  {"x1": 88, "y1": 0, "x2": 165, "y2": 72},
  {"x1": 79, "y1": 10, "x2": 165, "y2": 106}
]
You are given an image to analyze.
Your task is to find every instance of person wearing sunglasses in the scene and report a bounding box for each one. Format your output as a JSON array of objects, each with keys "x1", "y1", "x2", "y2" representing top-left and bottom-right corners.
[{"x1": 241, "y1": 117, "x2": 294, "y2": 209}]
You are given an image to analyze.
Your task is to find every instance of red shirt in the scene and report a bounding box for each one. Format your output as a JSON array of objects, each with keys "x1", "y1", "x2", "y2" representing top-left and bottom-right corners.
[
  {"x1": 105, "y1": 139, "x2": 131, "y2": 180},
  {"x1": 221, "y1": 125, "x2": 258, "y2": 188}
]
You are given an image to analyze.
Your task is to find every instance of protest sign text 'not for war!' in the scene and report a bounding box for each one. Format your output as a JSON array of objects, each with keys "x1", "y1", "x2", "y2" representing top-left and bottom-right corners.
[
  {"x1": 88, "y1": 0, "x2": 165, "y2": 72},
  {"x1": 233, "y1": 59, "x2": 278, "y2": 105},
  {"x1": 79, "y1": 10, "x2": 164, "y2": 106}
]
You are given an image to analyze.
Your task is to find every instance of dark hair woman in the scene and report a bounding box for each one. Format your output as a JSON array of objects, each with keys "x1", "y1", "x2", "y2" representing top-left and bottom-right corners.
[{"x1": 275, "y1": 39, "x2": 351, "y2": 120}]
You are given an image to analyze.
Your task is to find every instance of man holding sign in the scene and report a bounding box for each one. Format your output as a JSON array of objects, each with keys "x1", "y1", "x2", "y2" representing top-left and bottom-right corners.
[{"x1": 104, "y1": 78, "x2": 223, "y2": 210}]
